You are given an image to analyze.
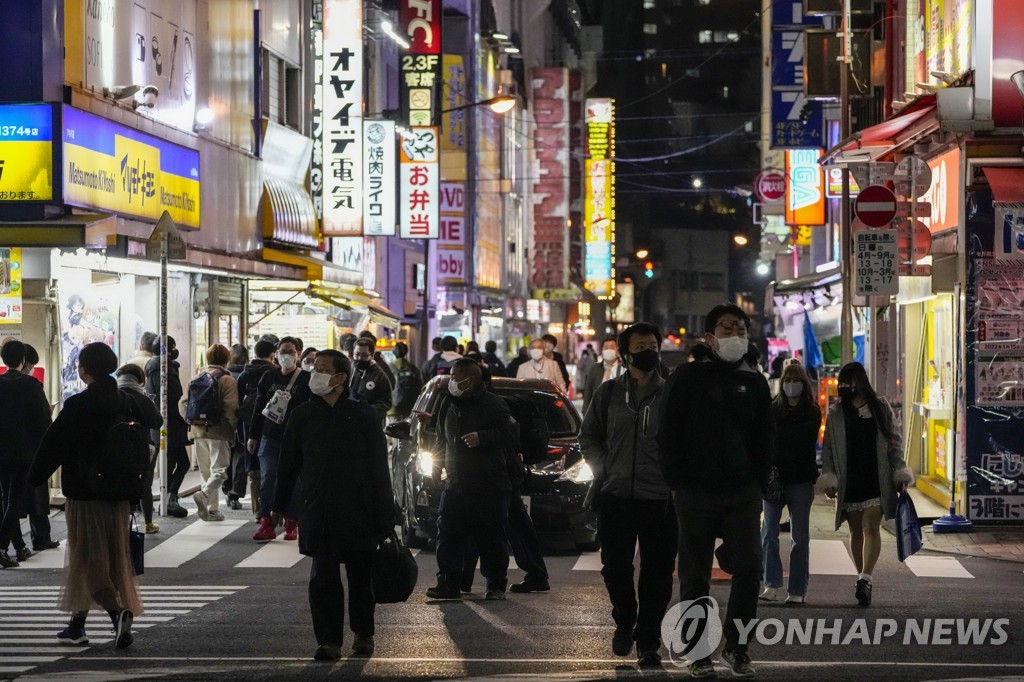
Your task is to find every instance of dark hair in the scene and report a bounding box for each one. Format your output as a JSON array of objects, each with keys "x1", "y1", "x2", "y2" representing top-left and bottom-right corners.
[
  {"x1": 278, "y1": 336, "x2": 302, "y2": 352},
  {"x1": 394, "y1": 341, "x2": 408, "y2": 358},
  {"x1": 466, "y1": 340, "x2": 480, "y2": 354},
  {"x1": 79, "y1": 342, "x2": 118, "y2": 380},
  {"x1": 617, "y1": 322, "x2": 663, "y2": 355},
  {"x1": 150, "y1": 335, "x2": 177, "y2": 355},
  {"x1": 24, "y1": 343, "x2": 39, "y2": 365},
  {"x1": 484, "y1": 340, "x2": 497, "y2": 353},
  {"x1": 258, "y1": 333, "x2": 280, "y2": 346},
  {"x1": 440, "y1": 336, "x2": 458, "y2": 352},
  {"x1": 300, "y1": 347, "x2": 318, "y2": 361},
  {"x1": 206, "y1": 343, "x2": 230, "y2": 366},
  {"x1": 837, "y1": 362, "x2": 894, "y2": 442},
  {"x1": 602, "y1": 336, "x2": 618, "y2": 349},
  {"x1": 116, "y1": 363, "x2": 146, "y2": 383},
  {"x1": 254, "y1": 339, "x2": 276, "y2": 359},
  {"x1": 316, "y1": 349, "x2": 352, "y2": 377},
  {"x1": 432, "y1": 336, "x2": 443, "y2": 351},
  {"x1": 774, "y1": 362, "x2": 819, "y2": 415},
  {"x1": 230, "y1": 343, "x2": 249, "y2": 366},
  {"x1": 452, "y1": 358, "x2": 482, "y2": 380},
  {"x1": 1, "y1": 339, "x2": 26, "y2": 368},
  {"x1": 705, "y1": 304, "x2": 750, "y2": 334},
  {"x1": 354, "y1": 337, "x2": 375, "y2": 352},
  {"x1": 542, "y1": 334, "x2": 558, "y2": 348},
  {"x1": 140, "y1": 331, "x2": 158, "y2": 353},
  {"x1": 359, "y1": 330, "x2": 378, "y2": 344}
]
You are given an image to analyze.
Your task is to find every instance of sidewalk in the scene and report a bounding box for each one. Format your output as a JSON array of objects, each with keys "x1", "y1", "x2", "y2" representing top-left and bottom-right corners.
[{"x1": 807, "y1": 488, "x2": 1024, "y2": 564}]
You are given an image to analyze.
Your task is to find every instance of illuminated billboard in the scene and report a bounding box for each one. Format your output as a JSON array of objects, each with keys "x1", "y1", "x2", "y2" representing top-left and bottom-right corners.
[
  {"x1": 785, "y1": 149, "x2": 825, "y2": 227},
  {"x1": 0, "y1": 104, "x2": 53, "y2": 202},
  {"x1": 584, "y1": 98, "x2": 615, "y2": 299}
]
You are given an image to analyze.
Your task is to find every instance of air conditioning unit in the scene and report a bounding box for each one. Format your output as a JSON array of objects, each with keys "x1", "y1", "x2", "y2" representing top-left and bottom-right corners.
[{"x1": 936, "y1": 87, "x2": 974, "y2": 131}]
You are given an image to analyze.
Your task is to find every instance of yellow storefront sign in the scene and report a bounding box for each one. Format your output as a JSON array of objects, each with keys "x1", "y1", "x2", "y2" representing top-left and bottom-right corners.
[{"x1": 0, "y1": 103, "x2": 54, "y2": 202}]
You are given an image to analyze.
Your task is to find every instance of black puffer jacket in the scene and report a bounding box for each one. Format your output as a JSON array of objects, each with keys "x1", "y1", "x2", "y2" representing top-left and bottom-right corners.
[
  {"x1": 0, "y1": 370, "x2": 51, "y2": 468},
  {"x1": 440, "y1": 387, "x2": 519, "y2": 494},
  {"x1": 772, "y1": 398, "x2": 821, "y2": 486}
]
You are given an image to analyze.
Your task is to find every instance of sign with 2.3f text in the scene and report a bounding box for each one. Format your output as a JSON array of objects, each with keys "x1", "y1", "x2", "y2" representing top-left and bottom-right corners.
[{"x1": 855, "y1": 229, "x2": 898, "y2": 296}]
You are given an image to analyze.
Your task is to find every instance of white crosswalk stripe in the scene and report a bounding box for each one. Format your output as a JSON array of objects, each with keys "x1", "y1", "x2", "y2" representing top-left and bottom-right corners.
[
  {"x1": 144, "y1": 519, "x2": 248, "y2": 568},
  {"x1": 0, "y1": 586, "x2": 246, "y2": 677}
]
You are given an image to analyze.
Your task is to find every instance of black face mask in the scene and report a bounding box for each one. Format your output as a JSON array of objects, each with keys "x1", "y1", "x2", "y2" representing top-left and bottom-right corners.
[
  {"x1": 354, "y1": 359, "x2": 372, "y2": 371},
  {"x1": 628, "y1": 349, "x2": 660, "y2": 373},
  {"x1": 839, "y1": 386, "x2": 858, "y2": 401}
]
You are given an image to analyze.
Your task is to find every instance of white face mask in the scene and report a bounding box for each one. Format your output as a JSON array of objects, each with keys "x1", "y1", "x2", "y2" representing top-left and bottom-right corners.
[
  {"x1": 448, "y1": 376, "x2": 470, "y2": 397},
  {"x1": 308, "y1": 371, "x2": 336, "y2": 396},
  {"x1": 301, "y1": 360, "x2": 315, "y2": 372},
  {"x1": 601, "y1": 349, "x2": 618, "y2": 363},
  {"x1": 277, "y1": 353, "x2": 297, "y2": 371},
  {"x1": 714, "y1": 336, "x2": 748, "y2": 363},
  {"x1": 529, "y1": 348, "x2": 545, "y2": 361},
  {"x1": 783, "y1": 381, "x2": 803, "y2": 398}
]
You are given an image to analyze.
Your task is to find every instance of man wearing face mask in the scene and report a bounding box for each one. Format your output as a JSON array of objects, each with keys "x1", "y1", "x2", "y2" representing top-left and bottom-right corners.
[
  {"x1": 516, "y1": 338, "x2": 567, "y2": 393},
  {"x1": 658, "y1": 304, "x2": 772, "y2": 679},
  {"x1": 579, "y1": 323, "x2": 675, "y2": 666},
  {"x1": 426, "y1": 359, "x2": 519, "y2": 601},
  {"x1": 350, "y1": 338, "x2": 393, "y2": 427},
  {"x1": 273, "y1": 350, "x2": 393, "y2": 660},
  {"x1": 582, "y1": 337, "x2": 625, "y2": 415},
  {"x1": 248, "y1": 336, "x2": 312, "y2": 543},
  {"x1": 145, "y1": 335, "x2": 189, "y2": 517}
]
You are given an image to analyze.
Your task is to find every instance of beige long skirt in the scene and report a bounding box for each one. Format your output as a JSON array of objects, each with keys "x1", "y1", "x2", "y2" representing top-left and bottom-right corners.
[{"x1": 60, "y1": 499, "x2": 145, "y2": 616}]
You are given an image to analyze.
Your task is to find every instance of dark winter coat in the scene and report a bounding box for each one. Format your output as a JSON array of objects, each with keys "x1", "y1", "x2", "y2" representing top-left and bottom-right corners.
[
  {"x1": 28, "y1": 377, "x2": 163, "y2": 500},
  {"x1": 389, "y1": 357, "x2": 423, "y2": 417},
  {"x1": 0, "y1": 369, "x2": 51, "y2": 468},
  {"x1": 248, "y1": 367, "x2": 312, "y2": 443},
  {"x1": 658, "y1": 344, "x2": 773, "y2": 494},
  {"x1": 235, "y1": 358, "x2": 275, "y2": 441},
  {"x1": 350, "y1": 362, "x2": 393, "y2": 425},
  {"x1": 439, "y1": 386, "x2": 519, "y2": 494},
  {"x1": 772, "y1": 398, "x2": 822, "y2": 486},
  {"x1": 275, "y1": 390, "x2": 393, "y2": 560},
  {"x1": 145, "y1": 356, "x2": 187, "y2": 451}
]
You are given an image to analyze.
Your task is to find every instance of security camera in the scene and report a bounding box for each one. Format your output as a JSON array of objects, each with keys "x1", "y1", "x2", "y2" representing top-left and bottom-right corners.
[
  {"x1": 139, "y1": 85, "x2": 159, "y2": 108},
  {"x1": 1012, "y1": 71, "x2": 1024, "y2": 102}
]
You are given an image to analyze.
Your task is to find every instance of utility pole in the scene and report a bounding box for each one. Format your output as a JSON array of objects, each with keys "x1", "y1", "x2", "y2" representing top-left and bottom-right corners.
[{"x1": 839, "y1": 0, "x2": 854, "y2": 365}]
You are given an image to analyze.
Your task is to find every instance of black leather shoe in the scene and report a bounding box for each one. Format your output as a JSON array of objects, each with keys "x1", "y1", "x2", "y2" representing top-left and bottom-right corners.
[
  {"x1": 15, "y1": 547, "x2": 32, "y2": 563},
  {"x1": 0, "y1": 551, "x2": 18, "y2": 568},
  {"x1": 855, "y1": 578, "x2": 872, "y2": 606},
  {"x1": 228, "y1": 498, "x2": 243, "y2": 510},
  {"x1": 509, "y1": 580, "x2": 550, "y2": 593},
  {"x1": 612, "y1": 627, "x2": 633, "y2": 656},
  {"x1": 166, "y1": 497, "x2": 188, "y2": 518},
  {"x1": 33, "y1": 540, "x2": 60, "y2": 551}
]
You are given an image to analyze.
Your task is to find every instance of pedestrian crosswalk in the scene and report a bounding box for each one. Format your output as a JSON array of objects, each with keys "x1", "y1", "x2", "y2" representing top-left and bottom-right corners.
[
  {"x1": 10, "y1": 516, "x2": 976, "y2": 578},
  {"x1": 0, "y1": 586, "x2": 246, "y2": 676}
]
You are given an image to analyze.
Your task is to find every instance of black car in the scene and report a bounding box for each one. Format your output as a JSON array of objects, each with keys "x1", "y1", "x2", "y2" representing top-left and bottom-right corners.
[{"x1": 384, "y1": 376, "x2": 599, "y2": 551}]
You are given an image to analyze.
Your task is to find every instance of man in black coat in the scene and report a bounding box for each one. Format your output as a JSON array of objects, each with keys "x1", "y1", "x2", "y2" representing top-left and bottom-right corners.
[
  {"x1": 0, "y1": 341, "x2": 52, "y2": 567},
  {"x1": 235, "y1": 339, "x2": 277, "y2": 516},
  {"x1": 426, "y1": 359, "x2": 519, "y2": 601},
  {"x1": 351, "y1": 337, "x2": 393, "y2": 426},
  {"x1": 273, "y1": 350, "x2": 393, "y2": 661},
  {"x1": 144, "y1": 335, "x2": 189, "y2": 517}
]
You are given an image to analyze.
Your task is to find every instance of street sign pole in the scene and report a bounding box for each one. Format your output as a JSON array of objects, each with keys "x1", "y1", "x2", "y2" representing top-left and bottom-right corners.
[
  {"x1": 840, "y1": 0, "x2": 853, "y2": 365},
  {"x1": 158, "y1": 230, "x2": 169, "y2": 518}
]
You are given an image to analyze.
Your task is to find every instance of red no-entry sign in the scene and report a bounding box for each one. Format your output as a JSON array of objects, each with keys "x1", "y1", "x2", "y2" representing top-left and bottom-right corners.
[{"x1": 854, "y1": 185, "x2": 898, "y2": 228}]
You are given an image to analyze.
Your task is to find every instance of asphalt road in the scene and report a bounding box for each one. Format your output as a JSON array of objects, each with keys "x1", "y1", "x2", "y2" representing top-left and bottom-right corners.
[{"x1": 3, "y1": 500, "x2": 1024, "y2": 682}]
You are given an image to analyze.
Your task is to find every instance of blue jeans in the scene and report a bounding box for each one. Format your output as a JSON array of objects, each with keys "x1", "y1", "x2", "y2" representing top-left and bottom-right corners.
[
  {"x1": 761, "y1": 482, "x2": 814, "y2": 597},
  {"x1": 257, "y1": 437, "x2": 301, "y2": 520}
]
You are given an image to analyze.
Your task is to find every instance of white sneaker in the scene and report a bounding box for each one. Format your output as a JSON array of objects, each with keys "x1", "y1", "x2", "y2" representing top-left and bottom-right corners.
[
  {"x1": 759, "y1": 586, "x2": 783, "y2": 601},
  {"x1": 192, "y1": 491, "x2": 210, "y2": 521},
  {"x1": 785, "y1": 594, "x2": 805, "y2": 604},
  {"x1": 207, "y1": 510, "x2": 225, "y2": 522}
]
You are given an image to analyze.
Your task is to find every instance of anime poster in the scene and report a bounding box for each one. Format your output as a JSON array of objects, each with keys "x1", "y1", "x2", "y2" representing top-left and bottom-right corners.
[{"x1": 58, "y1": 273, "x2": 119, "y2": 402}]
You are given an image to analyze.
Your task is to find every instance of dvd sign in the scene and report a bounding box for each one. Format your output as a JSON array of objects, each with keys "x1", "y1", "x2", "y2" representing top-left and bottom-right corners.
[{"x1": 755, "y1": 170, "x2": 786, "y2": 203}]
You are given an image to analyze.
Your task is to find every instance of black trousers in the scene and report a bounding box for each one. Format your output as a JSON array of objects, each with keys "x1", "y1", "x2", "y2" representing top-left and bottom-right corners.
[
  {"x1": 436, "y1": 488, "x2": 509, "y2": 592},
  {"x1": 166, "y1": 443, "x2": 190, "y2": 496},
  {"x1": 309, "y1": 551, "x2": 376, "y2": 646},
  {"x1": 223, "y1": 441, "x2": 247, "y2": 498},
  {"x1": 0, "y1": 463, "x2": 30, "y2": 551},
  {"x1": 460, "y1": 491, "x2": 549, "y2": 588},
  {"x1": 597, "y1": 494, "x2": 678, "y2": 650},
  {"x1": 675, "y1": 481, "x2": 763, "y2": 654}
]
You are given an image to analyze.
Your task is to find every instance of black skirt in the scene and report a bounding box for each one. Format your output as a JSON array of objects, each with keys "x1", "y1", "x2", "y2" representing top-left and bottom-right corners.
[{"x1": 844, "y1": 410, "x2": 881, "y2": 504}]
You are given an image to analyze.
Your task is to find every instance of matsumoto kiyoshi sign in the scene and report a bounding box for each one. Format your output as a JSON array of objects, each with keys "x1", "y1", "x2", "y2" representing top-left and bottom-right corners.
[{"x1": 62, "y1": 106, "x2": 200, "y2": 228}]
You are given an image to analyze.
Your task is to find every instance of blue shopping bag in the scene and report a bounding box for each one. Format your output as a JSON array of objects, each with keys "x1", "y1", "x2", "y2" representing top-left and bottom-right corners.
[{"x1": 896, "y1": 490, "x2": 923, "y2": 562}]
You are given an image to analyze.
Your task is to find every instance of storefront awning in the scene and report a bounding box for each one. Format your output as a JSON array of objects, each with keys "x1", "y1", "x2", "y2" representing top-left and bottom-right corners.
[
  {"x1": 0, "y1": 213, "x2": 115, "y2": 247},
  {"x1": 821, "y1": 95, "x2": 938, "y2": 165},
  {"x1": 261, "y1": 177, "x2": 318, "y2": 249},
  {"x1": 308, "y1": 284, "x2": 403, "y2": 330},
  {"x1": 261, "y1": 246, "x2": 360, "y2": 286},
  {"x1": 773, "y1": 266, "x2": 841, "y2": 294},
  {"x1": 982, "y1": 167, "x2": 1024, "y2": 209}
]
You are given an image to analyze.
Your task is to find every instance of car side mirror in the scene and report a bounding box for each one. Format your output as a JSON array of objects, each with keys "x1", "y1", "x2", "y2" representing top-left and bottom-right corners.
[{"x1": 385, "y1": 421, "x2": 412, "y2": 440}]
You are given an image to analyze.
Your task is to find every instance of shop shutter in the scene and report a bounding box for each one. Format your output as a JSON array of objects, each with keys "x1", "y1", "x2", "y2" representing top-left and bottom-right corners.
[{"x1": 214, "y1": 280, "x2": 244, "y2": 316}]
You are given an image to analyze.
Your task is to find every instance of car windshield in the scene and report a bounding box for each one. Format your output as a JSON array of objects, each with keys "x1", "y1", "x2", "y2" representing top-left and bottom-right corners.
[{"x1": 494, "y1": 387, "x2": 580, "y2": 437}]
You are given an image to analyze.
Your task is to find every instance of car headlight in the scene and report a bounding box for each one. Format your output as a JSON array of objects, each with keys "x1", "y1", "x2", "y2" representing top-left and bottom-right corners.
[
  {"x1": 557, "y1": 459, "x2": 594, "y2": 483},
  {"x1": 416, "y1": 451, "x2": 434, "y2": 476}
]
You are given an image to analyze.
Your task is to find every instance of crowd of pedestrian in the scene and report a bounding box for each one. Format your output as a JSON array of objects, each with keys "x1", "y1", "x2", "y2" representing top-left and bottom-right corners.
[{"x1": 0, "y1": 305, "x2": 915, "y2": 676}]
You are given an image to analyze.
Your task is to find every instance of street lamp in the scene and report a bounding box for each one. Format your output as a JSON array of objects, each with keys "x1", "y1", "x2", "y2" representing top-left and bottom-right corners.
[
  {"x1": 733, "y1": 235, "x2": 749, "y2": 246},
  {"x1": 756, "y1": 262, "x2": 770, "y2": 276},
  {"x1": 435, "y1": 95, "x2": 517, "y2": 121},
  {"x1": 635, "y1": 248, "x2": 649, "y2": 259}
]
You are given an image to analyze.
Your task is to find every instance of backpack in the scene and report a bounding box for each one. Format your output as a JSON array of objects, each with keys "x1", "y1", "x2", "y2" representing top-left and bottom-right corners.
[
  {"x1": 237, "y1": 368, "x2": 265, "y2": 427},
  {"x1": 84, "y1": 393, "x2": 152, "y2": 501},
  {"x1": 185, "y1": 369, "x2": 227, "y2": 426},
  {"x1": 434, "y1": 358, "x2": 457, "y2": 376},
  {"x1": 504, "y1": 394, "x2": 551, "y2": 465},
  {"x1": 393, "y1": 363, "x2": 423, "y2": 414}
]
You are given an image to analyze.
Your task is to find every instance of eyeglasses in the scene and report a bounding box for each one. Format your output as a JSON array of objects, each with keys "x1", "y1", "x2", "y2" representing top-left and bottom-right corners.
[{"x1": 716, "y1": 320, "x2": 748, "y2": 332}]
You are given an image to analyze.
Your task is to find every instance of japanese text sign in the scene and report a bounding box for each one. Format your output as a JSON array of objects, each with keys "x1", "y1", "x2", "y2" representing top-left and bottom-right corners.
[
  {"x1": 399, "y1": 127, "x2": 439, "y2": 239},
  {"x1": 854, "y1": 230, "x2": 899, "y2": 296},
  {"x1": 363, "y1": 121, "x2": 396, "y2": 236}
]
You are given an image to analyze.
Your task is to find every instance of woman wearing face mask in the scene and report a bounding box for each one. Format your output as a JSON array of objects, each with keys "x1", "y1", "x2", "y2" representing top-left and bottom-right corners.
[
  {"x1": 759, "y1": 362, "x2": 821, "y2": 604},
  {"x1": 300, "y1": 347, "x2": 318, "y2": 373},
  {"x1": 819, "y1": 362, "x2": 912, "y2": 607}
]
